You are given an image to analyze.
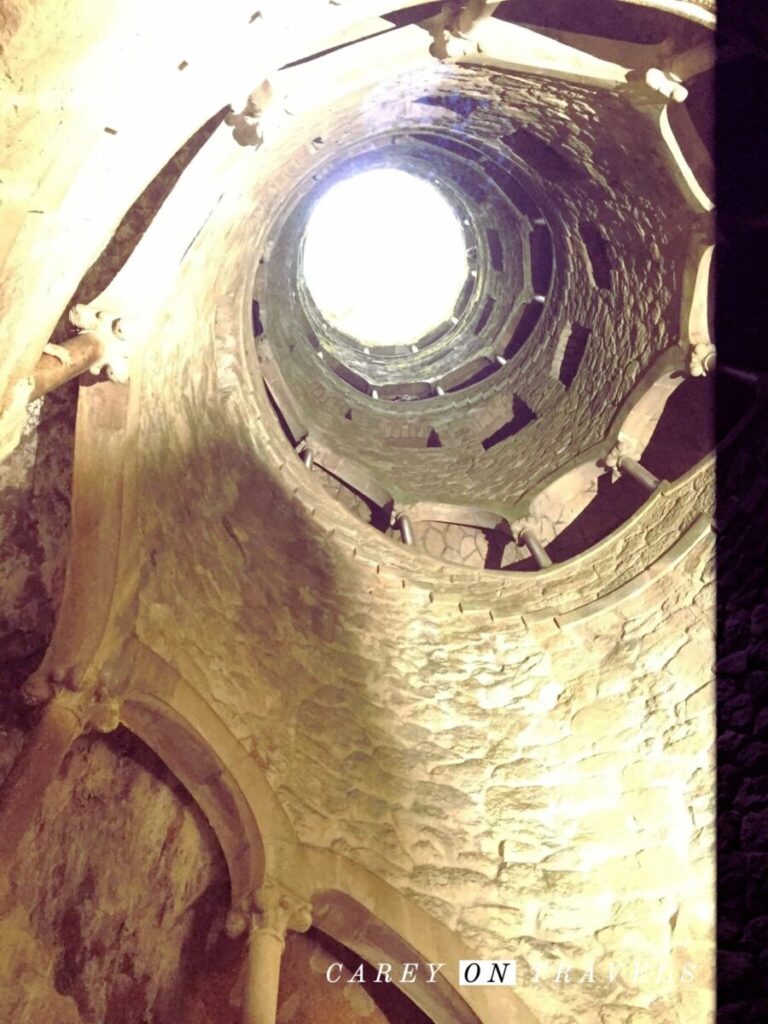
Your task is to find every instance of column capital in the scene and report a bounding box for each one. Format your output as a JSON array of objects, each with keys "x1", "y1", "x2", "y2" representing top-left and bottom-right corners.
[
  {"x1": 87, "y1": 696, "x2": 123, "y2": 733},
  {"x1": 19, "y1": 669, "x2": 121, "y2": 733},
  {"x1": 510, "y1": 515, "x2": 540, "y2": 545},
  {"x1": 256, "y1": 880, "x2": 313, "y2": 939},
  {"x1": 226, "y1": 881, "x2": 313, "y2": 944}
]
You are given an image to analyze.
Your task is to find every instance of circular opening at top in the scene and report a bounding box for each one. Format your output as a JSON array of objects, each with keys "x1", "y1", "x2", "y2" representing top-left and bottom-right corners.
[{"x1": 301, "y1": 169, "x2": 469, "y2": 349}]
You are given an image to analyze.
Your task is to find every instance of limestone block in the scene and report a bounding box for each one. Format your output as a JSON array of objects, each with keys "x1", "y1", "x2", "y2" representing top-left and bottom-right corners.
[
  {"x1": 624, "y1": 787, "x2": 685, "y2": 825},
  {"x1": 486, "y1": 785, "x2": 560, "y2": 818},
  {"x1": 665, "y1": 639, "x2": 714, "y2": 686},
  {"x1": 537, "y1": 901, "x2": 608, "y2": 937},
  {"x1": 572, "y1": 809, "x2": 638, "y2": 845},
  {"x1": 571, "y1": 697, "x2": 647, "y2": 739},
  {"x1": 600, "y1": 848, "x2": 690, "y2": 890},
  {"x1": 596, "y1": 922, "x2": 672, "y2": 955}
]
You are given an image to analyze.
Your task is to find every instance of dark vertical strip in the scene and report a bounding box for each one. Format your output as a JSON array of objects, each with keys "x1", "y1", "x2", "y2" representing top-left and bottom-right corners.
[{"x1": 716, "y1": 5, "x2": 768, "y2": 1017}]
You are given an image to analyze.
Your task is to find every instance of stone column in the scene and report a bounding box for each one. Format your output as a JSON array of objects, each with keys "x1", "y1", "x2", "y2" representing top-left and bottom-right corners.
[
  {"x1": 26, "y1": 303, "x2": 132, "y2": 405},
  {"x1": 617, "y1": 455, "x2": 661, "y2": 492},
  {"x1": 227, "y1": 881, "x2": 313, "y2": 1024},
  {"x1": 519, "y1": 527, "x2": 552, "y2": 569}
]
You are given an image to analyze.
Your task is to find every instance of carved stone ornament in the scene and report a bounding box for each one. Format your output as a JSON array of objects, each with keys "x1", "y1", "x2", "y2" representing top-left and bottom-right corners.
[
  {"x1": 20, "y1": 672, "x2": 59, "y2": 707},
  {"x1": 226, "y1": 880, "x2": 313, "y2": 942},
  {"x1": 19, "y1": 669, "x2": 121, "y2": 733},
  {"x1": 226, "y1": 80, "x2": 274, "y2": 148},
  {"x1": 425, "y1": 1, "x2": 484, "y2": 60},
  {"x1": 21, "y1": 666, "x2": 82, "y2": 706},
  {"x1": 88, "y1": 697, "x2": 122, "y2": 734},
  {"x1": 603, "y1": 437, "x2": 644, "y2": 483},
  {"x1": 626, "y1": 67, "x2": 688, "y2": 108},
  {"x1": 689, "y1": 340, "x2": 716, "y2": 377},
  {"x1": 69, "y1": 303, "x2": 131, "y2": 384}
]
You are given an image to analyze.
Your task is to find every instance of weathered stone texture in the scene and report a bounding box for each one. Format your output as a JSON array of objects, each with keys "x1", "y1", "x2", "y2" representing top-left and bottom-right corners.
[
  {"x1": 1, "y1": 726, "x2": 230, "y2": 1024},
  {"x1": 0, "y1": 9, "x2": 720, "y2": 1024},
  {"x1": 125, "y1": 149, "x2": 715, "y2": 1019}
]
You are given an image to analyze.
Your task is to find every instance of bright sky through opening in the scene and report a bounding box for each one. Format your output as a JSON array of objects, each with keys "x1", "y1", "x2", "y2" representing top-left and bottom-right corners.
[{"x1": 302, "y1": 169, "x2": 469, "y2": 348}]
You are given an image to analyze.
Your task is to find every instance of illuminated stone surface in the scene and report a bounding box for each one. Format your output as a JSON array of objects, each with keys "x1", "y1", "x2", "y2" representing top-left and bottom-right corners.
[{"x1": 0, "y1": 2, "x2": 734, "y2": 1024}]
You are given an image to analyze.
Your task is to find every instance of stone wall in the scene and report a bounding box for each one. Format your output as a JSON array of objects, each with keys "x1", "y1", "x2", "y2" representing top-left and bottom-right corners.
[
  {"x1": 252, "y1": 65, "x2": 698, "y2": 511},
  {"x1": 0, "y1": 5, "x2": 718, "y2": 1023},
  {"x1": 128, "y1": 91, "x2": 715, "y2": 1020}
]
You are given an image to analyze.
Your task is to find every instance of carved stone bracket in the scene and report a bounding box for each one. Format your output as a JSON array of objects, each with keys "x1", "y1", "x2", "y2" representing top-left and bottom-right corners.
[
  {"x1": 509, "y1": 516, "x2": 539, "y2": 546},
  {"x1": 423, "y1": 1, "x2": 494, "y2": 60},
  {"x1": 625, "y1": 67, "x2": 688, "y2": 108},
  {"x1": 21, "y1": 666, "x2": 82, "y2": 706},
  {"x1": 689, "y1": 340, "x2": 716, "y2": 378},
  {"x1": 69, "y1": 303, "x2": 132, "y2": 384},
  {"x1": 226, "y1": 81, "x2": 275, "y2": 148},
  {"x1": 88, "y1": 695, "x2": 123, "y2": 734},
  {"x1": 603, "y1": 437, "x2": 644, "y2": 483},
  {"x1": 226, "y1": 880, "x2": 313, "y2": 944}
]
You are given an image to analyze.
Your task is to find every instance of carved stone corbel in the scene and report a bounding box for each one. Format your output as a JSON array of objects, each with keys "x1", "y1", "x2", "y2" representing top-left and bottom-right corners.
[
  {"x1": 20, "y1": 668, "x2": 122, "y2": 734},
  {"x1": 21, "y1": 665, "x2": 83, "y2": 706},
  {"x1": 423, "y1": 1, "x2": 496, "y2": 61},
  {"x1": 226, "y1": 81, "x2": 275, "y2": 148},
  {"x1": 603, "y1": 436, "x2": 644, "y2": 483},
  {"x1": 88, "y1": 695, "x2": 123, "y2": 734},
  {"x1": 226, "y1": 880, "x2": 313, "y2": 942},
  {"x1": 689, "y1": 340, "x2": 716, "y2": 377},
  {"x1": 625, "y1": 67, "x2": 688, "y2": 108},
  {"x1": 69, "y1": 303, "x2": 132, "y2": 384}
]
